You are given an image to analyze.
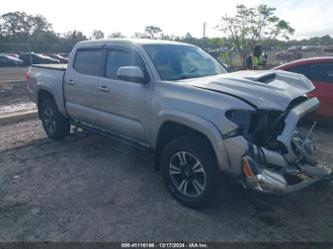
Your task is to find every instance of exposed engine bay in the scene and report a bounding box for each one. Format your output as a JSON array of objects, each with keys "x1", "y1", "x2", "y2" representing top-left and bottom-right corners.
[{"x1": 225, "y1": 96, "x2": 332, "y2": 193}]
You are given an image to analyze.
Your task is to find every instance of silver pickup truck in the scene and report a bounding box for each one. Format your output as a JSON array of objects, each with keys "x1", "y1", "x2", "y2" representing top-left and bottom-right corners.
[{"x1": 26, "y1": 39, "x2": 331, "y2": 209}]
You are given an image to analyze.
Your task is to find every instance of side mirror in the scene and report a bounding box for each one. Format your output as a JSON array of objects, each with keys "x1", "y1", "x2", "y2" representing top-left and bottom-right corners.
[{"x1": 116, "y1": 66, "x2": 148, "y2": 84}]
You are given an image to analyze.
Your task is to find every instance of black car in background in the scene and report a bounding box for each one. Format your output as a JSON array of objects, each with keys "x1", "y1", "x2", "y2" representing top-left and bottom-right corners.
[
  {"x1": 0, "y1": 54, "x2": 24, "y2": 67},
  {"x1": 4, "y1": 52, "x2": 20, "y2": 58},
  {"x1": 19, "y1": 52, "x2": 60, "y2": 65}
]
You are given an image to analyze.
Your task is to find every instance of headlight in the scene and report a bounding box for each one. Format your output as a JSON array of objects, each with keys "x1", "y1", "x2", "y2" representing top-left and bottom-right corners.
[
  {"x1": 225, "y1": 109, "x2": 285, "y2": 150},
  {"x1": 226, "y1": 110, "x2": 259, "y2": 134}
]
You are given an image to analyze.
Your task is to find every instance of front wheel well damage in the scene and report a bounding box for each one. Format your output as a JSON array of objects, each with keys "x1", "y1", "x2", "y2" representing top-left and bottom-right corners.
[{"x1": 154, "y1": 121, "x2": 216, "y2": 171}]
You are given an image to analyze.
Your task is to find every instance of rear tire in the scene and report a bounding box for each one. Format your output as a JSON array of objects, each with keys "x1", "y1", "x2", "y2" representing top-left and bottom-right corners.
[
  {"x1": 160, "y1": 134, "x2": 220, "y2": 209},
  {"x1": 40, "y1": 99, "x2": 70, "y2": 140}
]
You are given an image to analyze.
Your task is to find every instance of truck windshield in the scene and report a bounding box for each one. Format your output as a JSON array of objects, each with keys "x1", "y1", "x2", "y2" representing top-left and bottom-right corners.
[{"x1": 144, "y1": 44, "x2": 227, "y2": 81}]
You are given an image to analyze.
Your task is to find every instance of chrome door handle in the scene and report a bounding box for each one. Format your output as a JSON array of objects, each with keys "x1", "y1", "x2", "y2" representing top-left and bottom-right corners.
[
  {"x1": 98, "y1": 86, "x2": 110, "y2": 92},
  {"x1": 66, "y1": 79, "x2": 75, "y2": 85}
]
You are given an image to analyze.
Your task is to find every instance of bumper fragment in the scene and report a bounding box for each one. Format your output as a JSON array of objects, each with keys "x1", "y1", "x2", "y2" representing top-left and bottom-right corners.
[
  {"x1": 241, "y1": 155, "x2": 331, "y2": 194},
  {"x1": 277, "y1": 97, "x2": 319, "y2": 162}
]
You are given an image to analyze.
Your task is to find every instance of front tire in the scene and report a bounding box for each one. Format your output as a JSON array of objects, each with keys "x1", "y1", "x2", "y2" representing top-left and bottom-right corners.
[
  {"x1": 160, "y1": 134, "x2": 219, "y2": 209},
  {"x1": 40, "y1": 99, "x2": 70, "y2": 140}
]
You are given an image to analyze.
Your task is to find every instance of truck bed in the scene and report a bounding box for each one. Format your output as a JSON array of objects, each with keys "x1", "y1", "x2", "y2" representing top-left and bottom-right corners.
[
  {"x1": 31, "y1": 64, "x2": 67, "y2": 71},
  {"x1": 27, "y1": 64, "x2": 67, "y2": 115}
]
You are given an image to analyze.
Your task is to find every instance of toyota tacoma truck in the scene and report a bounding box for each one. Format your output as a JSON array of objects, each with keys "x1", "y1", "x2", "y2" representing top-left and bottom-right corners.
[{"x1": 26, "y1": 39, "x2": 332, "y2": 209}]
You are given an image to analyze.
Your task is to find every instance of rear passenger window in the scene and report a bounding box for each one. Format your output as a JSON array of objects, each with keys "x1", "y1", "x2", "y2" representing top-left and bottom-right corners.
[
  {"x1": 288, "y1": 63, "x2": 333, "y2": 83},
  {"x1": 74, "y1": 50, "x2": 101, "y2": 76},
  {"x1": 105, "y1": 50, "x2": 147, "y2": 79}
]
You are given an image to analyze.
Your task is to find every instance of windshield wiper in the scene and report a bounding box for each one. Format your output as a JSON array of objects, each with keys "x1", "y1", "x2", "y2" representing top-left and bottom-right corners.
[
  {"x1": 175, "y1": 73, "x2": 219, "y2": 81},
  {"x1": 179, "y1": 75, "x2": 201, "y2": 80}
]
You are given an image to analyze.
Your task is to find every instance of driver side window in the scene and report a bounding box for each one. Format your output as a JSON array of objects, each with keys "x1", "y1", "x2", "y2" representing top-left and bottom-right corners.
[{"x1": 105, "y1": 50, "x2": 147, "y2": 80}]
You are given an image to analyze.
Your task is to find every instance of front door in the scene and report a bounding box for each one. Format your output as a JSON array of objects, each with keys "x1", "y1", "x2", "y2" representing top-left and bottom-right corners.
[{"x1": 96, "y1": 48, "x2": 152, "y2": 142}]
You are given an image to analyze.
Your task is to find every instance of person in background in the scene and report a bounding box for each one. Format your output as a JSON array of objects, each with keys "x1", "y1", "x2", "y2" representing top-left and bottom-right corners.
[{"x1": 246, "y1": 45, "x2": 267, "y2": 70}]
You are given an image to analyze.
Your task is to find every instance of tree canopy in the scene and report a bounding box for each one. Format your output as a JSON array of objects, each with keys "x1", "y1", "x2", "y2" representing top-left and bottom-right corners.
[
  {"x1": 0, "y1": 8, "x2": 332, "y2": 62},
  {"x1": 108, "y1": 32, "x2": 125, "y2": 38},
  {"x1": 216, "y1": 4, "x2": 295, "y2": 63},
  {"x1": 92, "y1": 30, "x2": 104, "y2": 40},
  {"x1": 0, "y1": 11, "x2": 51, "y2": 40},
  {"x1": 144, "y1": 25, "x2": 163, "y2": 39}
]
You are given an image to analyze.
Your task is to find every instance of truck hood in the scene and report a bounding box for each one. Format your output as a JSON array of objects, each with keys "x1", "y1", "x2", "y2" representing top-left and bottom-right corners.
[{"x1": 186, "y1": 70, "x2": 315, "y2": 110}]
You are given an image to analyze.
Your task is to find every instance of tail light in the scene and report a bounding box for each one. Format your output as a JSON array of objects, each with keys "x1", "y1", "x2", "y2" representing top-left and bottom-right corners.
[{"x1": 24, "y1": 71, "x2": 30, "y2": 81}]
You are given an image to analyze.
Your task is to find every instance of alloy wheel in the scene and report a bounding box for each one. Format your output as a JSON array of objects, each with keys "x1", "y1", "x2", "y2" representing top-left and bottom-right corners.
[
  {"x1": 169, "y1": 151, "x2": 207, "y2": 198},
  {"x1": 43, "y1": 107, "x2": 56, "y2": 135}
]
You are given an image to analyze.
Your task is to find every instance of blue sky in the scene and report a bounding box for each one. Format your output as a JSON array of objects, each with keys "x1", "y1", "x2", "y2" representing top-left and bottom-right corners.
[{"x1": 1, "y1": 0, "x2": 332, "y2": 39}]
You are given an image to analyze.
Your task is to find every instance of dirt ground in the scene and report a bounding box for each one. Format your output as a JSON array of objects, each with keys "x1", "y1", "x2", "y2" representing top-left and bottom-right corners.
[
  {"x1": 0, "y1": 81, "x2": 31, "y2": 106},
  {"x1": 0, "y1": 67, "x2": 332, "y2": 242},
  {"x1": 0, "y1": 119, "x2": 332, "y2": 242},
  {"x1": 0, "y1": 67, "x2": 30, "y2": 106},
  {"x1": 0, "y1": 67, "x2": 27, "y2": 83}
]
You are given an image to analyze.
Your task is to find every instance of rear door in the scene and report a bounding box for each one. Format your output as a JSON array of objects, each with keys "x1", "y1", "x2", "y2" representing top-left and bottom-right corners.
[
  {"x1": 64, "y1": 49, "x2": 102, "y2": 125},
  {"x1": 96, "y1": 46, "x2": 152, "y2": 142},
  {"x1": 288, "y1": 63, "x2": 333, "y2": 119}
]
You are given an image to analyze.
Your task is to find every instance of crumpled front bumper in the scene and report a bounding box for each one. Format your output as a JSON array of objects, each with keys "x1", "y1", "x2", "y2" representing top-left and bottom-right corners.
[
  {"x1": 223, "y1": 97, "x2": 332, "y2": 193},
  {"x1": 240, "y1": 155, "x2": 332, "y2": 194},
  {"x1": 277, "y1": 97, "x2": 320, "y2": 163}
]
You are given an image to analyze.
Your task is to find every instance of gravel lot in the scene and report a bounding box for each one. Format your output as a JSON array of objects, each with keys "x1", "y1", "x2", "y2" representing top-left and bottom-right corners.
[
  {"x1": 0, "y1": 119, "x2": 332, "y2": 242},
  {"x1": 0, "y1": 67, "x2": 27, "y2": 83},
  {"x1": 0, "y1": 81, "x2": 31, "y2": 107},
  {"x1": 0, "y1": 67, "x2": 30, "y2": 107}
]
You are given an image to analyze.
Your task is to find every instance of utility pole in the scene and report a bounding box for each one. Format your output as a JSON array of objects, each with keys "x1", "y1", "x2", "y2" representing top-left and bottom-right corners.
[{"x1": 203, "y1": 22, "x2": 206, "y2": 38}]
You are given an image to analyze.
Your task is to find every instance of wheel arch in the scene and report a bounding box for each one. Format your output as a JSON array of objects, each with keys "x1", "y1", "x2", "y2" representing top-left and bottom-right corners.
[
  {"x1": 153, "y1": 110, "x2": 230, "y2": 171},
  {"x1": 37, "y1": 86, "x2": 66, "y2": 118}
]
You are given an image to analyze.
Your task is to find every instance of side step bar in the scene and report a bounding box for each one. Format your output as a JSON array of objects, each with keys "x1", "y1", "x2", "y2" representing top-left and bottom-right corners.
[{"x1": 70, "y1": 119, "x2": 153, "y2": 153}]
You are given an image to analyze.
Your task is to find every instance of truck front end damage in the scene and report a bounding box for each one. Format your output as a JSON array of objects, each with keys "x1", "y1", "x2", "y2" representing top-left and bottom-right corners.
[{"x1": 224, "y1": 97, "x2": 332, "y2": 193}]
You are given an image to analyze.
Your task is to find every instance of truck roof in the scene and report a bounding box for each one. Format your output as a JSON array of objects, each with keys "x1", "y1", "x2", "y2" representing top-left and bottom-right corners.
[{"x1": 75, "y1": 38, "x2": 194, "y2": 49}]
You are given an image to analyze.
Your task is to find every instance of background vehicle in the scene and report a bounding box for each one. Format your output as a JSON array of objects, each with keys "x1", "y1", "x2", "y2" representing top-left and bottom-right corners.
[
  {"x1": 19, "y1": 52, "x2": 60, "y2": 65},
  {"x1": 0, "y1": 54, "x2": 24, "y2": 66},
  {"x1": 301, "y1": 45, "x2": 318, "y2": 52},
  {"x1": 276, "y1": 49, "x2": 302, "y2": 61},
  {"x1": 4, "y1": 52, "x2": 20, "y2": 58},
  {"x1": 47, "y1": 53, "x2": 69, "y2": 63},
  {"x1": 26, "y1": 39, "x2": 331, "y2": 208},
  {"x1": 275, "y1": 57, "x2": 333, "y2": 120},
  {"x1": 322, "y1": 45, "x2": 333, "y2": 52}
]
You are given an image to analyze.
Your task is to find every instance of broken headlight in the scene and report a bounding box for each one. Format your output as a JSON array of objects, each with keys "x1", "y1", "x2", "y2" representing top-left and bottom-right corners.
[
  {"x1": 226, "y1": 109, "x2": 286, "y2": 150},
  {"x1": 226, "y1": 110, "x2": 261, "y2": 135}
]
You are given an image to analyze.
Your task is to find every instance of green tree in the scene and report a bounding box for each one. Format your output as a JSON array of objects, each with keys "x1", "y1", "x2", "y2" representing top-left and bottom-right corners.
[
  {"x1": 0, "y1": 11, "x2": 33, "y2": 40},
  {"x1": 29, "y1": 14, "x2": 55, "y2": 49},
  {"x1": 320, "y1": 35, "x2": 333, "y2": 45},
  {"x1": 144, "y1": 25, "x2": 162, "y2": 39},
  {"x1": 92, "y1": 29, "x2": 104, "y2": 39},
  {"x1": 216, "y1": 4, "x2": 294, "y2": 64},
  {"x1": 160, "y1": 33, "x2": 174, "y2": 41},
  {"x1": 108, "y1": 32, "x2": 125, "y2": 38},
  {"x1": 183, "y1": 32, "x2": 194, "y2": 41},
  {"x1": 31, "y1": 14, "x2": 52, "y2": 33},
  {"x1": 63, "y1": 30, "x2": 87, "y2": 47}
]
